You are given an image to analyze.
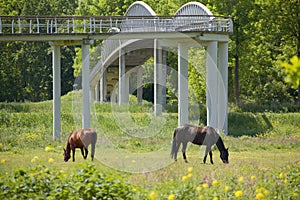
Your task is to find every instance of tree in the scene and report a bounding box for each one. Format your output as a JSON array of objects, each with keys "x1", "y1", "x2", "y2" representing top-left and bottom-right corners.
[
  {"x1": 281, "y1": 55, "x2": 300, "y2": 90},
  {"x1": 0, "y1": 0, "x2": 77, "y2": 102}
]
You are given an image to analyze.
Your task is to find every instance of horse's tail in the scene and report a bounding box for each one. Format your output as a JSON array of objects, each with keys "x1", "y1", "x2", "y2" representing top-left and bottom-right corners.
[
  {"x1": 90, "y1": 131, "x2": 97, "y2": 161},
  {"x1": 171, "y1": 128, "x2": 178, "y2": 160}
]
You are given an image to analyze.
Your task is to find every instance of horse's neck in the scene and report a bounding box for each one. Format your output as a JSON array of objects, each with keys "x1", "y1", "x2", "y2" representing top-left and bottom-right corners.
[
  {"x1": 66, "y1": 142, "x2": 71, "y2": 152},
  {"x1": 216, "y1": 137, "x2": 226, "y2": 151}
]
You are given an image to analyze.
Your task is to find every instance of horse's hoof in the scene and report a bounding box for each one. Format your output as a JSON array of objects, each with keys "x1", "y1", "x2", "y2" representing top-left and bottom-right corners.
[{"x1": 184, "y1": 160, "x2": 188, "y2": 163}]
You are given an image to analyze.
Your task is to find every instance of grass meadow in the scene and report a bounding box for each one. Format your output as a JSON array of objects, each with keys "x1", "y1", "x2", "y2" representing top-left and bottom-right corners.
[{"x1": 0, "y1": 92, "x2": 299, "y2": 199}]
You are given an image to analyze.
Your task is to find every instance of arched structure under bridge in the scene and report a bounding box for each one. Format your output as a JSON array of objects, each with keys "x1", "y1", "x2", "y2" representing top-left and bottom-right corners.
[
  {"x1": 89, "y1": 1, "x2": 231, "y2": 134},
  {"x1": 0, "y1": 1, "x2": 232, "y2": 139}
]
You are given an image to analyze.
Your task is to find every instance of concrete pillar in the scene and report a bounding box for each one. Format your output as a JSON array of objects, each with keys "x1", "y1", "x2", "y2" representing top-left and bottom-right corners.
[
  {"x1": 162, "y1": 49, "x2": 167, "y2": 107},
  {"x1": 100, "y1": 70, "x2": 107, "y2": 102},
  {"x1": 119, "y1": 48, "x2": 126, "y2": 105},
  {"x1": 82, "y1": 40, "x2": 91, "y2": 129},
  {"x1": 95, "y1": 81, "x2": 99, "y2": 102},
  {"x1": 178, "y1": 43, "x2": 189, "y2": 125},
  {"x1": 125, "y1": 73, "x2": 129, "y2": 103},
  {"x1": 218, "y1": 42, "x2": 228, "y2": 134},
  {"x1": 154, "y1": 39, "x2": 163, "y2": 116},
  {"x1": 206, "y1": 41, "x2": 218, "y2": 128},
  {"x1": 52, "y1": 44, "x2": 61, "y2": 140},
  {"x1": 137, "y1": 66, "x2": 143, "y2": 104}
]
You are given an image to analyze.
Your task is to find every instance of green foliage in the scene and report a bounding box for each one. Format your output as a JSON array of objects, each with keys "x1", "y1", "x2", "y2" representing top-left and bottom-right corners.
[
  {"x1": 281, "y1": 55, "x2": 300, "y2": 89},
  {"x1": 149, "y1": 164, "x2": 300, "y2": 200},
  {"x1": 228, "y1": 112, "x2": 271, "y2": 137},
  {"x1": 0, "y1": 164, "x2": 138, "y2": 199},
  {"x1": 0, "y1": 1, "x2": 76, "y2": 102}
]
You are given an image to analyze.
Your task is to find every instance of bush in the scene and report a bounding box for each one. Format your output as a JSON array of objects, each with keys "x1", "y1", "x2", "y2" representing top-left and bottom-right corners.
[
  {"x1": 228, "y1": 112, "x2": 272, "y2": 137},
  {"x1": 0, "y1": 164, "x2": 139, "y2": 199}
]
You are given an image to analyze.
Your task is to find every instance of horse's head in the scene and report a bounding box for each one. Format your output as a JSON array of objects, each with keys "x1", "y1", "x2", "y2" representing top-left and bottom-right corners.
[
  {"x1": 63, "y1": 148, "x2": 71, "y2": 162},
  {"x1": 220, "y1": 148, "x2": 229, "y2": 164}
]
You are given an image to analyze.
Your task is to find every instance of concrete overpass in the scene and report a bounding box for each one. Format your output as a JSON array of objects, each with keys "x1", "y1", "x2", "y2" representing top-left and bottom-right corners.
[{"x1": 0, "y1": 1, "x2": 232, "y2": 138}]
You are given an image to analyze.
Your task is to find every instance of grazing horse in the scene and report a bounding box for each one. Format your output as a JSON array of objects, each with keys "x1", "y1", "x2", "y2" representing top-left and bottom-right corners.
[
  {"x1": 171, "y1": 124, "x2": 229, "y2": 164},
  {"x1": 63, "y1": 128, "x2": 97, "y2": 162}
]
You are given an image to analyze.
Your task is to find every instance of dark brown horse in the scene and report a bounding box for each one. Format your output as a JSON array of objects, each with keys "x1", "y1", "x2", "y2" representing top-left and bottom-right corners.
[
  {"x1": 63, "y1": 128, "x2": 97, "y2": 162},
  {"x1": 171, "y1": 124, "x2": 229, "y2": 164}
]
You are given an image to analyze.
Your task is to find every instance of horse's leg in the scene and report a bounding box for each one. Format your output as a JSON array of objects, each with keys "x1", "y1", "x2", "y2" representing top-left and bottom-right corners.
[
  {"x1": 84, "y1": 148, "x2": 88, "y2": 159},
  {"x1": 80, "y1": 147, "x2": 85, "y2": 159},
  {"x1": 182, "y1": 142, "x2": 188, "y2": 163},
  {"x1": 174, "y1": 142, "x2": 180, "y2": 161},
  {"x1": 203, "y1": 145, "x2": 211, "y2": 164},
  {"x1": 72, "y1": 148, "x2": 75, "y2": 162},
  {"x1": 209, "y1": 150, "x2": 213, "y2": 164}
]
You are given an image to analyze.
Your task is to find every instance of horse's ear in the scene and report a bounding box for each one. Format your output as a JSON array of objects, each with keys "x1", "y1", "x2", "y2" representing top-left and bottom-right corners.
[
  {"x1": 226, "y1": 148, "x2": 229, "y2": 151},
  {"x1": 63, "y1": 148, "x2": 66, "y2": 152}
]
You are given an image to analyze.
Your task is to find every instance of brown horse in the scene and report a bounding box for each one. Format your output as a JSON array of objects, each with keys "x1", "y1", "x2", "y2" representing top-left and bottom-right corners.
[
  {"x1": 63, "y1": 128, "x2": 97, "y2": 162},
  {"x1": 171, "y1": 124, "x2": 229, "y2": 164}
]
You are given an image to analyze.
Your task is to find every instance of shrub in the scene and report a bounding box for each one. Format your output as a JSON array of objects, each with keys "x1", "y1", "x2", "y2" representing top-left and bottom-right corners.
[{"x1": 0, "y1": 164, "x2": 139, "y2": 199}]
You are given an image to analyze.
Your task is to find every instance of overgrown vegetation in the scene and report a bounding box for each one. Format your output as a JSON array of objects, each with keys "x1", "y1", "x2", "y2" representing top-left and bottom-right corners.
[{"x1": 0, "y1": 99, "x2": 300, "y2": 199}]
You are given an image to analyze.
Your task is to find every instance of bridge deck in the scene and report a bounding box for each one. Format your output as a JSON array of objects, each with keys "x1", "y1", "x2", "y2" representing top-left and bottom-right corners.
[{"x1": 0, "y1": 15, "x2": 232, "y2": 41}]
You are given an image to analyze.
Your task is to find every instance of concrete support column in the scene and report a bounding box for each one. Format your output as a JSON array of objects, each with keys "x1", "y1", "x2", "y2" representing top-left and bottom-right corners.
[
  {"x1": 162, "y1": 49, "x2": 167, "y2": 107},
  {"x1": 124, "y1": 73, "x2": 129, "y2": 104},
  {"x1": 95, "y1": 81, "x2": 99, "y2": 102},
  {"x1": 154, "y1": 39, "x2": 163, "y2": 116},
  {"x1": 82, "y1": 40, "x2": 91, "y2": 129},
  {"x1": 218, "y1": 42, "x2": 228, "y2": 134},
  {"x1": 52, "y1": 44, "x2": 61, "y2": 140},
  {"x1": 100, "y1": 71, "x2": 107, "y2": 102},
  {"x1": 206, "y1": 41, "x2": 218, "y2": 128},
  {"x1": 119, "y1": 48, "x2": 126, "y2": 105},
  {"x1": 137, "y1": 66, "x2": 143, "y2": 104},
  {"x1": 178, "y1": 43, "x2": 189, "y2": 126}
]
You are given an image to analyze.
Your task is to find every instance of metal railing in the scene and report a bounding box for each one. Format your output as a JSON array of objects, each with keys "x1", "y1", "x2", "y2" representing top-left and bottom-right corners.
[{"x1": 0, "y1": 15, "x2": 233, "y2": 35}]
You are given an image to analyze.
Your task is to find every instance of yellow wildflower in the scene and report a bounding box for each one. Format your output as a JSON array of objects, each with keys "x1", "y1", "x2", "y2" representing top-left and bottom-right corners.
[
  {"x1": 255, "y1": 193, "x2": 264, "y2": 200},
  {"x1": 168, "y1": 194, "x2": 175, "y2": 200},
  {"x1": 31, "y1": 156, "x2": 39, "y2": 163},
  {"x1": 188, "y1": 167, "x2": 193, "y2": 173},
  {"x1": 251, "y1": 175, "x2": 256, "y2": 181},
  {"x1": 224, "y1": 185, "x2": 230, "y2": 192},
  {"x1": 187, "y1": 173, "x2": 192, "y2": 178},
  {"x1": 263, "y1": 189, "x2": 270, "y2": 195},
  {"x1": 202, "y1": 183, "x2": 209, "y2": 188},
  {"x1": 149, "y1": 191, "x2": 157, "y2": 200},
  {"x1": 213, "y1": 197, "x2": 218, "y2": 200},
  {"x1": 279, "y1": 172, "x2": 284, "y2": 179},
  {"x1": 1, "y1": 159, "x2": 6, "y2": 164},
  {"x1": 212, "y1": 180, "x2": 219, "y2": 186},
  {"x1": 235, "y1": 190, "x2": 243, "y2": 198},
  {"x1": 48, "y1": 158, "x2": 55, "y2": 163},
  {"x1": 198, "y1": 194, "x2": 204, "y2": 200},
  {"x1": 256, "y1": 187, "x2": 264, "y2": 193},
  {"x1": 238, "y1": 176, "x2": 244, "y2": 183},
  {"x1": 196, "y1": 186, "x2": 202, "y2": 191},
  {"x1": 45, "y1": 146, "x2": 53, "y2": 152},
  {"x1": 182, "y1": 175, "x2": 187, "y2": 181}
]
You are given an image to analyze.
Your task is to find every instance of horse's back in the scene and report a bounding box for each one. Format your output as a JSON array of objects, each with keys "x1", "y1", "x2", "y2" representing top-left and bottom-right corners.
[
  {"x1": 175, "y1": 124, "x2": 218, "y2": 145},
  {"x1": 80, "y1": 128, "x2": 97, "y2": 146}
]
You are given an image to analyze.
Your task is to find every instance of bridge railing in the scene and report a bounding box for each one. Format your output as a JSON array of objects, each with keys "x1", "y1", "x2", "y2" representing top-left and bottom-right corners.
[{"x1": 0, "y1": 15, "x2": 233, "y2": 35}]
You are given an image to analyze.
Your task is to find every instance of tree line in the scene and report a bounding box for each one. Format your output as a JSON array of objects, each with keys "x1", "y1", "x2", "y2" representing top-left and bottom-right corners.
[{"x1": 0, "y1": 0, "x2": 299, "y2": 106}]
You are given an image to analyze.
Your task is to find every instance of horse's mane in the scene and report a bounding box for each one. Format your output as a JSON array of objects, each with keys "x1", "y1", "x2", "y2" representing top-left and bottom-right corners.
[
  {"x1": 216, "y1": 135, "x2": 226, "y2": 151},
  {"x1": 66, "y1": 131, "x2": 75, "y2": 152}
]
